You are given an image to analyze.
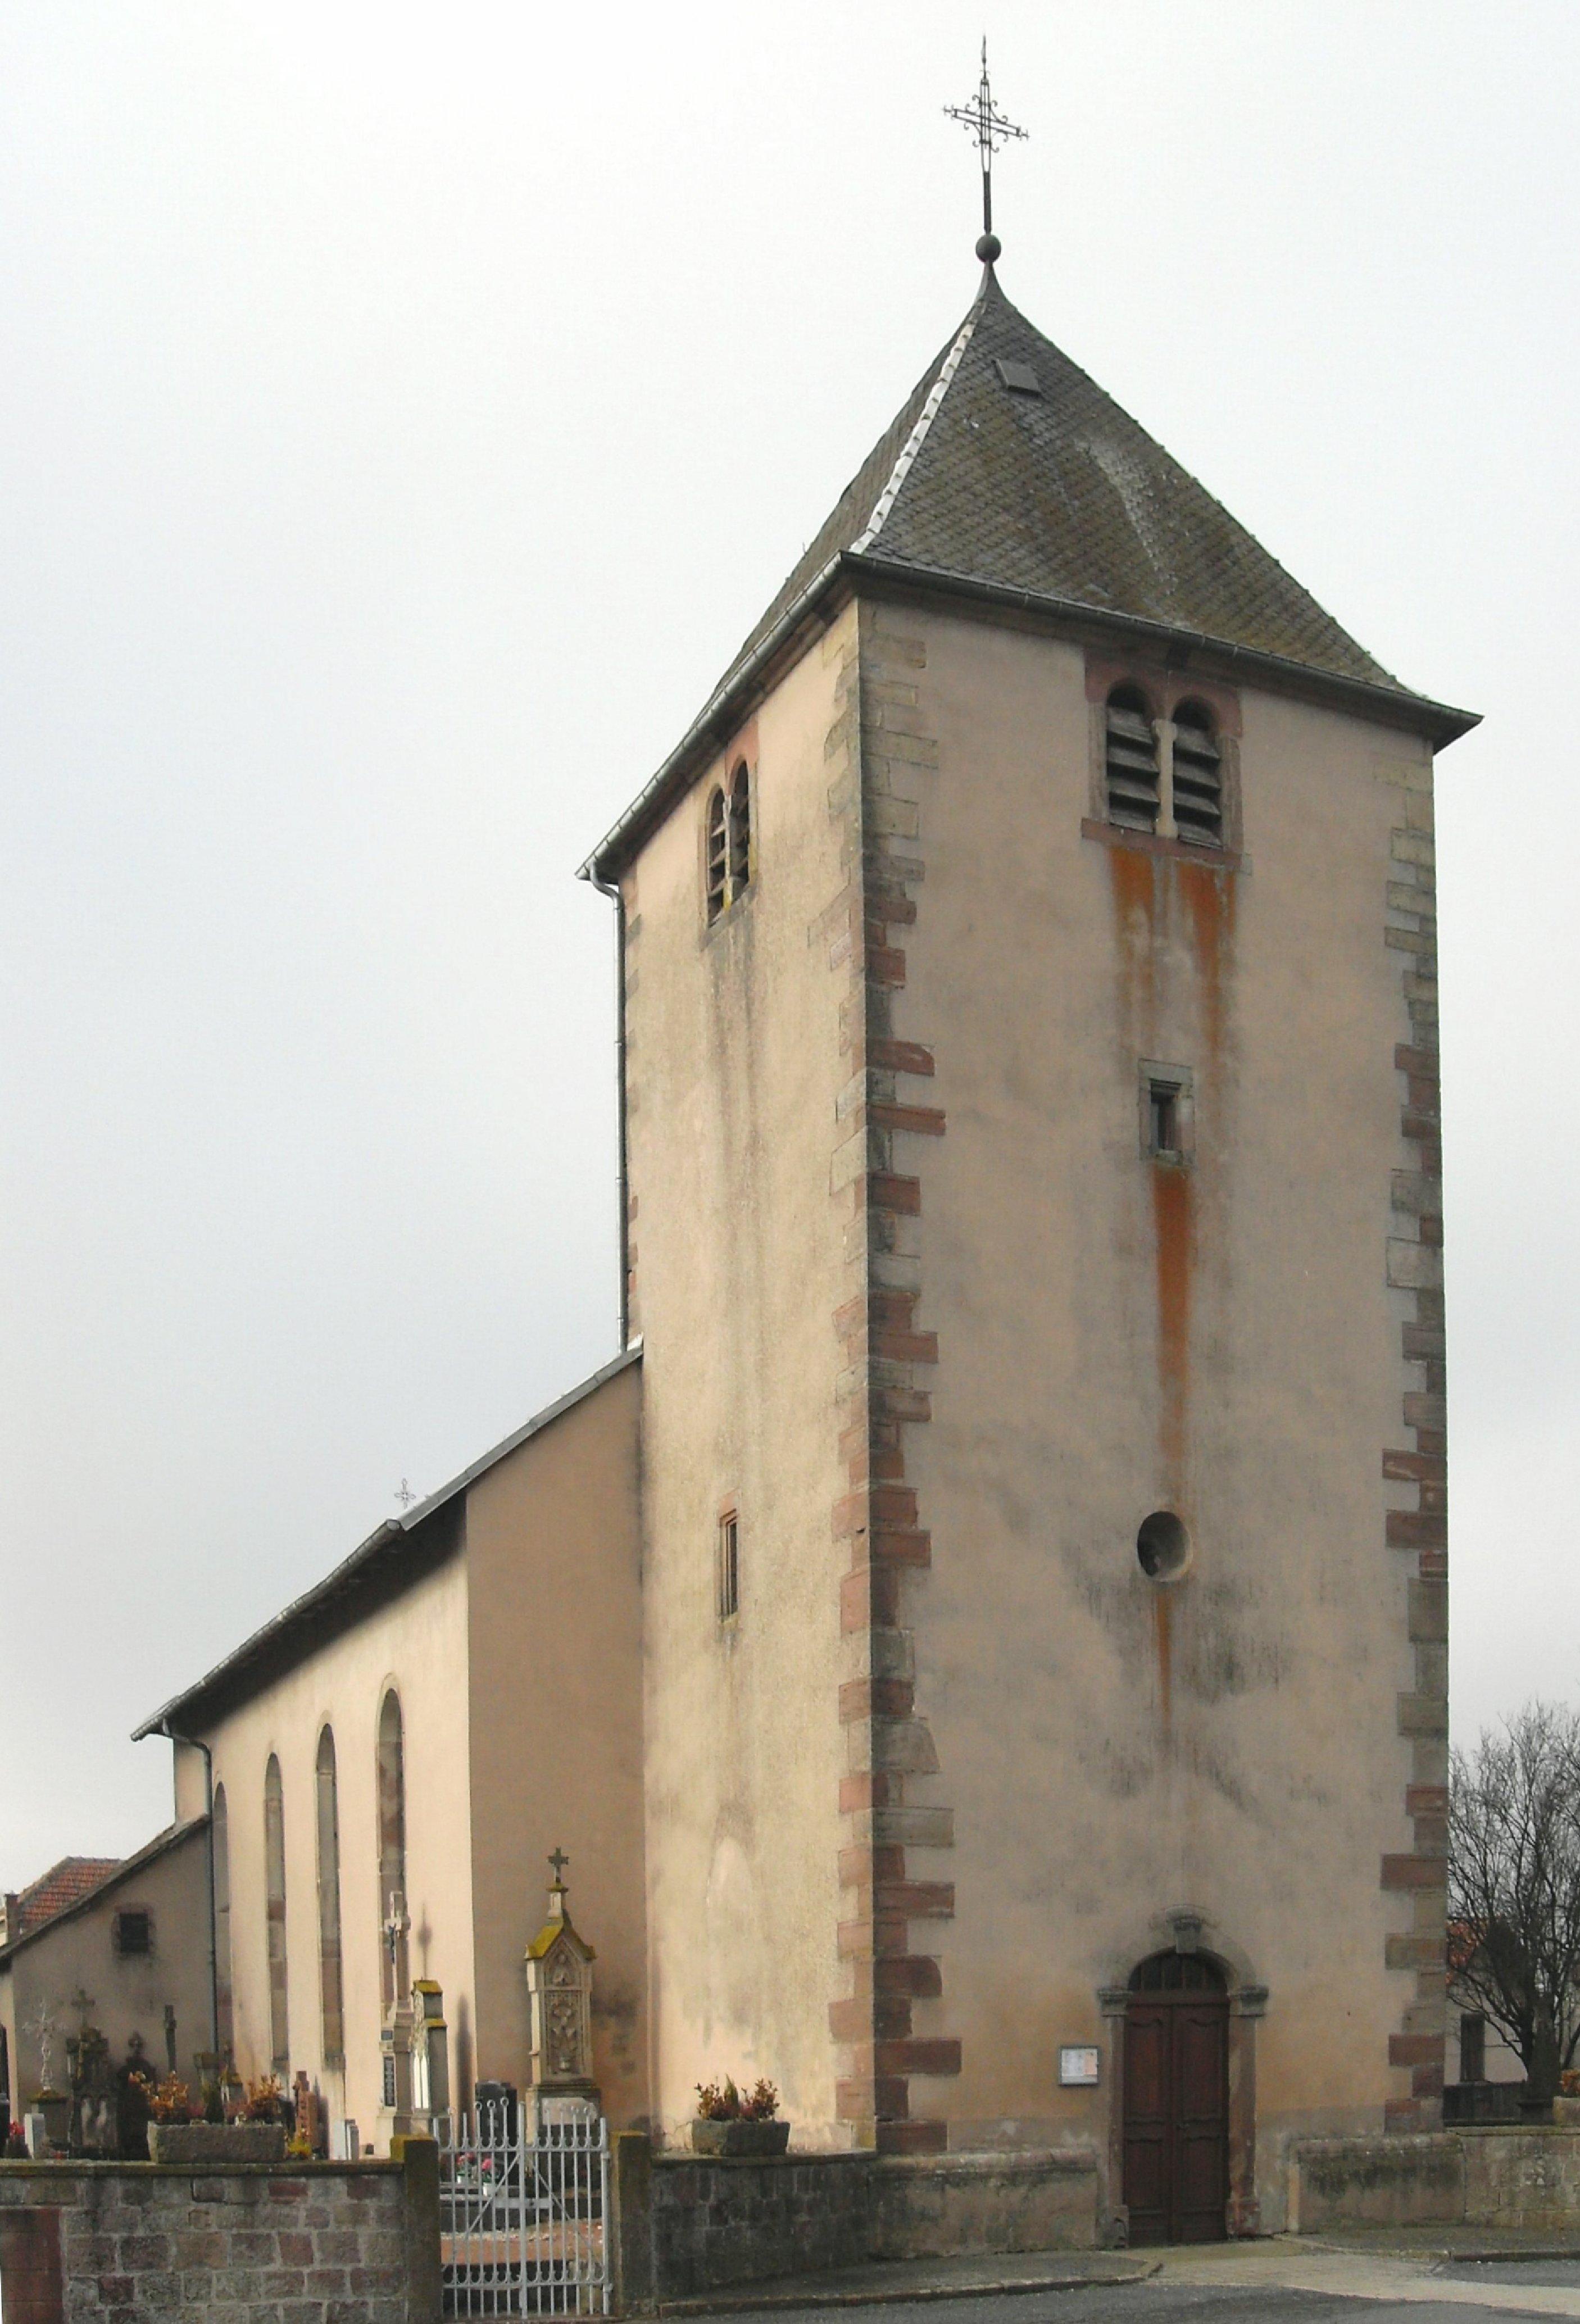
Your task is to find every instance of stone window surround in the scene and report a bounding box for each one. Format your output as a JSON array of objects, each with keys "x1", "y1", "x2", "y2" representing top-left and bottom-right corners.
[{"x1": 1083, "y1": 652, "x2": 1245, "y2": 867}]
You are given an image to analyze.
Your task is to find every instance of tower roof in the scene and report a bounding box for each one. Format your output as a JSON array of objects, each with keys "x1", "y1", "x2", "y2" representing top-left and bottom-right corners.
[
  {"x1": 732, "y1": 267, "x2": 1399, "y2": 693},
  {"x1": 584, "y1": 269, "x2": 1474, "y2": 879}
]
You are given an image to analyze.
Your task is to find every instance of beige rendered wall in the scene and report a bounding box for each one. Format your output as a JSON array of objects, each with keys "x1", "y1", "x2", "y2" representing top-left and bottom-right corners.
[
  {"x1": 465, "y1": 1359, "x2": 649, "y2": 2124},
  {"x1": 866, "y1": 600, "x2": 1438, "y2": 2213},
  {"x1": 199, "y1": 1541, "x2": 474, "y2": 2145},
  {"x1": 0, "y1": 1827, "x2": 212, "y2": 2108},
  {"x1": 624, "y1": 604, "x2": 859, "y2": 2145}
]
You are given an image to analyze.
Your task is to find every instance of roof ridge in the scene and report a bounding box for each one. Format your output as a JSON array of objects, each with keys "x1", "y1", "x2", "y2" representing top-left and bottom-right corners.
[{"x1": 851, "y1": 305, "x2": 979, "y2": 555}]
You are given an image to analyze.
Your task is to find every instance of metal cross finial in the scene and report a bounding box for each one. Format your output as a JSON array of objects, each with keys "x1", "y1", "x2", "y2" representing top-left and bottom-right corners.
[
  {"x1": 395, "y1": 1478, "x2": 417, "y2": 1509},
  {"x1": 943, "y1": 38, "x2": 1027, "y2": 258},
  {"x1": 548, "y1": 1848, "x2": 569, "y2": 1885}
]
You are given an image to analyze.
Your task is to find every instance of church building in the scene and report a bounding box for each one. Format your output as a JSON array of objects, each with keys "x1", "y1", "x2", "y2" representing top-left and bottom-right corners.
[{"x1": 136, "y1": 242, "x2": 1473, "y2": 2243}]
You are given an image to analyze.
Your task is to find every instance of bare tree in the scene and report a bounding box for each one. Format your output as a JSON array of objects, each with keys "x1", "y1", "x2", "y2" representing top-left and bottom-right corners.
[{"x1": 1448, "y1": 1702, "x2": 1580, "y2": 2104}]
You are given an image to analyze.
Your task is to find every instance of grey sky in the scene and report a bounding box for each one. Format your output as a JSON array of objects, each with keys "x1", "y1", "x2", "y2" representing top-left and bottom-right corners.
[{"x1": 1, "y1": 1, "x2": 1573, "y2": 1881}]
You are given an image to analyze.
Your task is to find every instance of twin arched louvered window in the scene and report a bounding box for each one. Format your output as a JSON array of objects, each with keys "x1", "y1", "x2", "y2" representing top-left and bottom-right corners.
[
  {"x1": 1104, "y1": 688, "x2": 1224, "y2": 848},
  {"x1": 705, "y1": 761, "x2": 753, "y2": 922}
]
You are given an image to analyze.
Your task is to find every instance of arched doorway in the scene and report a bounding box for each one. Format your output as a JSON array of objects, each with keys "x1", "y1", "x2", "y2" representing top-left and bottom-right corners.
[{"x1": 1123, "y1": 1951, "x2": 1229, "y2": 2244}]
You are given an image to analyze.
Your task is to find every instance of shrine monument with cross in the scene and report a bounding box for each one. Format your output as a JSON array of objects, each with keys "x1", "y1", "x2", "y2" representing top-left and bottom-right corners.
[{"x1": 130, "y1": 55, "x2": 1473, "y2": 2242}]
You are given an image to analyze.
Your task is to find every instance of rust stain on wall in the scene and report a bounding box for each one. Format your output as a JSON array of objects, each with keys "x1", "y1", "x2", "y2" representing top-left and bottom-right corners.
[
  {"x1": 1154, "y1": 1587, "x2": 1173, "y2": 1749},
  {"x1": 1106, "y1": 843, "x2": 1157, "y2": 1029},
  {"x1": 1178, "y1": 857, "x2": 1236, "y2": 1075},
  {"x1": 1152, "y1": 1162, "x2": 1192, "y2": 1489}
]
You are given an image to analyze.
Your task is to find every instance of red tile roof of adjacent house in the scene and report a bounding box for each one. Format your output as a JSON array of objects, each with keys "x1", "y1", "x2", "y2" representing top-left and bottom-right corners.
[{"x1": 13, "y1": 1857, "x2": 121, "y2": 1936}]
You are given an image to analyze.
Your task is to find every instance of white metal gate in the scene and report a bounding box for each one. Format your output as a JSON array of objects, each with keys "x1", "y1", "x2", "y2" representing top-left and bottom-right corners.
[{"x1": 438, "y1": 2103, "x2": 610, "y2": 2317}]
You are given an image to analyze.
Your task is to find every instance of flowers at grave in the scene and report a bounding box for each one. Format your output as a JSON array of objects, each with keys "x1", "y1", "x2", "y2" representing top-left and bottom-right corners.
[
  {"x1": 243, "y1": 2073, "x2": 284, "y2": 2123},
  {"x1": 144, "y1": 2075, "x2": 194, "y2": 2125},
  {"x1": 4, "y1": 2121, "x2": 25, "y2": 2158},
  {"x1": 694, "y1": 2076, "x2": 780, "y2": 2121}
]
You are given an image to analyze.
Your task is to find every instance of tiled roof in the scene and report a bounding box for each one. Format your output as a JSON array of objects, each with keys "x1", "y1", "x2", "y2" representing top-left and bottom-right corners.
[
  {"x1": 719, "y1": 266, "x2": 1400, "y2": 701},
  {"x1": 1, "y1": 1824, "x2": 208, "y2": 1964},
  {"x1": 584, "y1": 266, "x2": 1472, "y2": 880},
  {"x1": 14, "y1": 1857, "x2": 121, "y2": 1935}
]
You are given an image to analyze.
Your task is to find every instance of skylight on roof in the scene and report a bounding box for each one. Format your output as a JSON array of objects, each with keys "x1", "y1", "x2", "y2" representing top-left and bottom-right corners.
[{"x1": 994, "y1": 358, "x2": 1041, "y2": 396}]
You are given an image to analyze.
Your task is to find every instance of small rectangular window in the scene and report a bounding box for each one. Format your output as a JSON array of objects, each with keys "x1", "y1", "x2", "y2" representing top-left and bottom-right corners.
[
  {"x1": 716, "y1": 1510, "x2": 739, "y2": 1624},
  {"x1": 1140, "y1": 1062, "x2": 1192, "y2": 1163},
  {"x1": 113, "y1": 1908, "x2": 152, "y2": 1958},
  {"x1": 1460, "y1": 2012, "x2": 1486, "y2": 2084}
]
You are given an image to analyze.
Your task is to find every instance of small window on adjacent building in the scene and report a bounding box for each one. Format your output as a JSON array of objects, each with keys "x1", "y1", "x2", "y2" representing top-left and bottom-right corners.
[
  {"x1": 1172, "y1": 702, "x2": 1223, "y2": 847},
  {"x1": 112, "y1": 1907, "x2": 152, "y2": 1958},
  {"x1": 716, "y1": 1510, "x2": 740, "y2": 1624},
  {"x1": 1460, "y1": 2012, "x2": 1487, "y2": 2084},
  {"x1": 1105, "y1": 687, "x2": 1160, "y2": 833}
]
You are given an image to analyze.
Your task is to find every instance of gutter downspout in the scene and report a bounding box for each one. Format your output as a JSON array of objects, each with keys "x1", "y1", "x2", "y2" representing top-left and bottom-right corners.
[
  {"x1": 580, "y1": 868, "x2": 629, "y2": 1349},
  {"x1": 158, "y1": 1718, "x2": 220, "y2": 2062}
]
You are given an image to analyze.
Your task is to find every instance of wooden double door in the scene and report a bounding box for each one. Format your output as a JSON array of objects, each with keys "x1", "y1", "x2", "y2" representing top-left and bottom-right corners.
[{"x1": 1122, "y1": 1954, "x2": 1229, "y2": 2245}]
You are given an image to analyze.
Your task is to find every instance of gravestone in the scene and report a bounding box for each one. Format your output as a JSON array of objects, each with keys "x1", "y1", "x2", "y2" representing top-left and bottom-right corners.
[{"x1": 524, "y1": 1853, "x2": 600, "y2": 2132}]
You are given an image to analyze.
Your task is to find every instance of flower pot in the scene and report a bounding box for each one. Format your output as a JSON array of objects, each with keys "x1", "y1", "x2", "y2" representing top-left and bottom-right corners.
[
  {"x1": 689, "y1": 2117, "x2": 789, "y2": 2158},
  {"x1": 147, "y1": 2121, "x2": 287, "y2": 2164}
]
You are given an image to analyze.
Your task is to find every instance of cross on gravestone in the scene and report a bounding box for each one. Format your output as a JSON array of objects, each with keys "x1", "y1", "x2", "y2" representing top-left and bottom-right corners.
[{"x1": 24, "y1": 1998, "x2": 62, "y2": 2090}]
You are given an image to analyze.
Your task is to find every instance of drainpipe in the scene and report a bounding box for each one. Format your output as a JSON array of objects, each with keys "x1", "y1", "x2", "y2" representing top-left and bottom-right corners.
[
  {"x1": 158, "y1": 1719, "x2": 219, "y2": 2062},
  {"x1": 579, "y1": 866, "x2": 629, "y2": 1349}
]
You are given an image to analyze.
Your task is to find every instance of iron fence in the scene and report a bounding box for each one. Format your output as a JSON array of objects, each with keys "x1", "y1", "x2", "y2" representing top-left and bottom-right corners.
[{"x1": 437, "y1": 2103, "x2": 609, "y2": 2317}]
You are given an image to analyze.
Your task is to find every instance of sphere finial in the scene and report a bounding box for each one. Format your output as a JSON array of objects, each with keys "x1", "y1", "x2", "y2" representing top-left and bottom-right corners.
[{"x1": 977, "y1": 232, "x2": 1001, "y2": 265}]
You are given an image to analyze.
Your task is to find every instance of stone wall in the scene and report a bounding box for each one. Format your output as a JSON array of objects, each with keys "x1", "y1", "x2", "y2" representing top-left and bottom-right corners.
[
  {"x1": 609, "y1": 2135, "x2": 1098, "y2": 2304},
  {"x1": 1290, "y1": 2128, "x2": 1580, "y2": 2236},
  {"x1": 0, "y1": 2145, "x2": 439, "y2": 2323}
]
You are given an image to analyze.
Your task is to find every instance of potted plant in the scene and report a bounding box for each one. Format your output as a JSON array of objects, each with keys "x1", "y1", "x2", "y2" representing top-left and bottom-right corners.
[
  {"x1": 147, "y1": 2073, "x2": 287, "y2": 2164},
  {"x1": 690, "y1": 2077, "x2": 789, "y2": 2157}
]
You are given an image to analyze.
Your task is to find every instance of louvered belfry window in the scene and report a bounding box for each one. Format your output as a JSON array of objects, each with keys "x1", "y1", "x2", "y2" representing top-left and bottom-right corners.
[
  {"x1": 705, "y1": 785, "x2": 730, "y2": 922},
  {"x1": 705, "y1": 761, "x2": 753, "y2": 922},
  {"x1": 727, "y1": 762, "x2": 751, "y2": 893},
  {"x1": 1172, "y1": 704, "x2": 1224, "y2": 846},
  {"x1": 1105, "y1": 687, "x2": 1160, "y2": 832}
]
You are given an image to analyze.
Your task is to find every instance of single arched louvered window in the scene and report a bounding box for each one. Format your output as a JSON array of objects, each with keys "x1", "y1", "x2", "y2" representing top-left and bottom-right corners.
[
  {"x1": 1172, "y1": 704, "x2": 1223, "y2": 847},
  {"x1": 705, "y1": 786, "x2": 729, "y2": 922},
  {"x1": 727, "y1": 762, "x2": 751, "y2": 895},
  {"x1": 1105, "y1": 688, "x2": 1160, "y2": 832}
]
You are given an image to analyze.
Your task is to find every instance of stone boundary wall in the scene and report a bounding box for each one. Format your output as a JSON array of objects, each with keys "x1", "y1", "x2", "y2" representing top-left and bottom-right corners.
[
  {"x1": 1290, "y1": 2128, "x2": 1580, "y2": 2236},
  {"x1": 609, "y1": 2135, "x2": 1098, "y2": 2305},
  {"x1": 0, "y1": 2144, "x2": 440, "y2": 2323}
]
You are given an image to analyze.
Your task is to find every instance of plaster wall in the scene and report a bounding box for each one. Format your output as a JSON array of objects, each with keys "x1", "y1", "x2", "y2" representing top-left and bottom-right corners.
[
  {"x1": 465, "y1": 1357, "x2": 648, "y2": 2123},
  {"x1": 197, "y1": 1541, "x2": 474, "y2": 2145},
  {"x1": 0, "y1": 1829, "x2": 211, "y2": 2113},
  {"x1": 624, "y1": 603, "x2": 858, "y2": 2144},
  {"x1": 865, "y1": 606, "x2": 1434, "y2": 2210}
]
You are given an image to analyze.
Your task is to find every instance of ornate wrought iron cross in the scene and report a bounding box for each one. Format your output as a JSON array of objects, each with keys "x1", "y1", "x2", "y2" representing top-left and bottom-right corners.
[{"x1": 944, "y1": 39, "x2": 1027, "y2": 256}]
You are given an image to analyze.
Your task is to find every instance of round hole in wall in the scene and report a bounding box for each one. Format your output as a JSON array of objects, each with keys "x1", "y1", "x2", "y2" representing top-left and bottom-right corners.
[{"x1": 1137, "y1": 1509, "x2": 1191, "y2": 1581}]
